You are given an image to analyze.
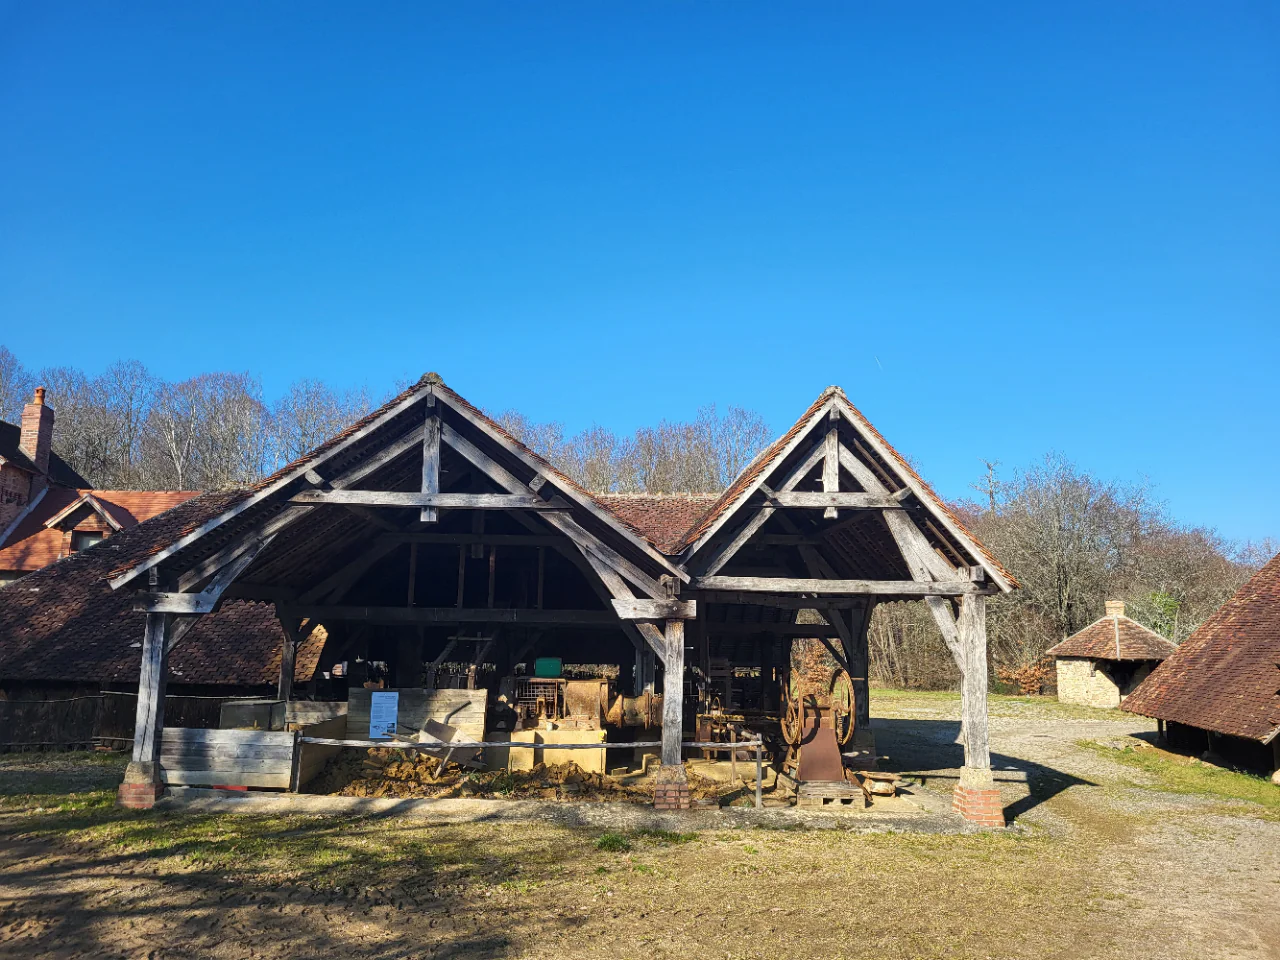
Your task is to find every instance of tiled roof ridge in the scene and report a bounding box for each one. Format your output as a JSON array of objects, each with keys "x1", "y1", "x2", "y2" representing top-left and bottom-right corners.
[{"x1": 1045, "y1": 612, "x2": 1178, "y2": 660}]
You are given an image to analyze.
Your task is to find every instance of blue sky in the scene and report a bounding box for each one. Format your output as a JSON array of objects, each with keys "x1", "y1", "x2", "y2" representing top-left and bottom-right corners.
[{"x1": 1, "y1": 3, "x2": 1276, "y2": 543}]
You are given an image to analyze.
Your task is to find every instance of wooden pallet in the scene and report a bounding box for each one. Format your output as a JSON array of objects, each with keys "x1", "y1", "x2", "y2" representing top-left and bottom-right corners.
[{"x1": 796, "y1": 780, "x2": 866, "y2": 808}]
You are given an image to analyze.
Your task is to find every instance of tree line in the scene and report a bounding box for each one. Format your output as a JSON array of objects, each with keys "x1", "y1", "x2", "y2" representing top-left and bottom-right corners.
[
  {"x1": 1, "y1": 346, "x2": 372, "y2": 491},
  {"x1": 3, "y1": 345, "x2": 1272, "y2": 684}
]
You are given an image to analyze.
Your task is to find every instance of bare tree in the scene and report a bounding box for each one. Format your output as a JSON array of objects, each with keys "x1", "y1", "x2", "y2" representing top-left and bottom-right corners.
[
  {"x1": 0, "y1": 346, "x2": 33, "y2": 421},
  {"x1": 272, "y1": 378, "x2": 372, "y2": 466}
]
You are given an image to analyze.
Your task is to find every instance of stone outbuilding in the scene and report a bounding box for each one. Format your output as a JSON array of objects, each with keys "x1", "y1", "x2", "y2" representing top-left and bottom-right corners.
[{"x1": 1046, "y1": 601, "x2": 1177, "y2": 708}]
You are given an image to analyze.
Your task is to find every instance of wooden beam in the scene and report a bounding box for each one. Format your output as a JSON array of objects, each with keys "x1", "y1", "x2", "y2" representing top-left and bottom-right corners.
[
  {"x1": 283, "y1": 605, "x2": 618, "y2": 626},
  {"x1": 441, "y1": 421, "x2": 668, "y2": 598},
  {"x1": 421, "y1": 404, "x2": 440, "y2": 523},
  {"x1": 766, "y1": 491, "x2": 902, "y2": 509},
  {"x1": 297, "y1": 538, "x2": 402, "y2": 606},
  {"x1": 698, "y1": 439, "x2": 828, "y2": 578},
  {"x1": 436, "y1": 393, "x2": 689, "y2": 583},
  {"x1": 831, "y1": 403, "x2": 1013, "y2": 592},
  {"x1": 692, "y1": 576, "x2": 981, "y2": 596},
  {"x1": 957, "y1": 593, "x2": 992, "y2": 772},
  {"x1": 697, "y1": 591, "x2": 870, "y2": 609},
  {"x1": 822, "y1": 420, "x2": 839, "y2": 520},
  {"x1": 136, "y1": 535, "x2": 276, "y2": 614},
  {"x1": 289, "y1": 490, "x2": 568, "y2": 510},
  {"x1": 111, "y1": 402, "x2": 430, "y2": 590},
  {"x1": 125, "y1": 613, "x2": 170, "y2": 784},
  {"x1": 379, "y1": 532, "x2": 563, "y2": 547},
  {"x1": 662, "y1": 619, "x2": 685, "y2": 767},
  {"x1": 163, "y1": 616, "x2": 200, "y2": 655},
  {"x1": 611, "y1": 599, "x2": 697, "y2": 621}
]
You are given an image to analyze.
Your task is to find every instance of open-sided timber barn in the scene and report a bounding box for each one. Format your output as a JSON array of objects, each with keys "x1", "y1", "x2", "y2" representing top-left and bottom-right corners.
[{"x1": 112, "y1": 374, "x2": 1016, "y2": 825}]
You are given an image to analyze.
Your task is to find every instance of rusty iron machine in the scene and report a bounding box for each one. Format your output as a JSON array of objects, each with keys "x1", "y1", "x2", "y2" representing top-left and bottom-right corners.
[{"x1": 779, "y1": 666, "x2": 862, "y2": 804}]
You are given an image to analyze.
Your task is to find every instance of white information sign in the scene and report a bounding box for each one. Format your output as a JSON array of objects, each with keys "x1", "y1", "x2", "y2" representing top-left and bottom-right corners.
[{"x1": 368, "y1": 691, "x2": 400, "y2": 740}]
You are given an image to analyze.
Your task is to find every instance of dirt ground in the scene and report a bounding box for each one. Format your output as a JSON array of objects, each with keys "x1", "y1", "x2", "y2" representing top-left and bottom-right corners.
[{"x1": 1, "y1": 691, "x2": 1276, "y2": 960}]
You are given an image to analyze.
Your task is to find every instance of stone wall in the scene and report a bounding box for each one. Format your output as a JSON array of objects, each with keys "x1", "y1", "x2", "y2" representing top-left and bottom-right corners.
[{"x1": 1055, "y1": 657, "x2": 1121, "y2": 709}]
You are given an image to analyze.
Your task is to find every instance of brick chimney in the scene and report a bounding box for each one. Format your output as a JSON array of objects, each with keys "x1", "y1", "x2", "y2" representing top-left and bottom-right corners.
[
  {"x1": 20, "y1": 387, "x2": 55, "y2": 479},
  {"x1": 1105, "y1": 600, "x2": 1125, "y2": 618}
]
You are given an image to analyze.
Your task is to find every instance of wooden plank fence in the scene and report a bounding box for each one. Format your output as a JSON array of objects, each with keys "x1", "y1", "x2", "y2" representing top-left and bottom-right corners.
[{"x1": 159, "y1": 728, "x2": 297, "y2": 789}]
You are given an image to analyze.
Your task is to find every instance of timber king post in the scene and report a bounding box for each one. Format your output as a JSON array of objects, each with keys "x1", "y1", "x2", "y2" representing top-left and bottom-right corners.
[{"x1": 110, "y1": 377, "x2": 1013, "y2": 826}]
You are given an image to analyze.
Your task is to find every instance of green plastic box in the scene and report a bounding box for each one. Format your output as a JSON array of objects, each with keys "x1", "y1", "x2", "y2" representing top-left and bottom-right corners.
[{"x1": 533, "y1": 657, "x2": 562, "y2": 678}]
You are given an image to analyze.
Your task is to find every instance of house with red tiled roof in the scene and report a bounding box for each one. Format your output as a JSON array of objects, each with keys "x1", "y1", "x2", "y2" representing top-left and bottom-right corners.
[
  {"x1": 1124, "y1": 552, "x2": 1280, "y2": 774},
  {"x1": 1045, "y1": 600, "x2": 1177, "y2": 708},
  {"x1": 0, "y1": 388, "x2": 202, "y2": 586},
  {"x1": 0, "y1": 389, "x2": 321, "y2": 749}
]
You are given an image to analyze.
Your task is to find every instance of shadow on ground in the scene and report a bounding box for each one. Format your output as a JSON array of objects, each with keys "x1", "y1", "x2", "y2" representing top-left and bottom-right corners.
[{"x1": 871, "y1": 718, "x2": 1097, "y2": 823}]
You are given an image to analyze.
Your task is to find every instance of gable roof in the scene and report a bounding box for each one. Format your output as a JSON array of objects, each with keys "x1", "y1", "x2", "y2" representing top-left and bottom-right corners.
[
  {"x1": 1122, "y1": 552, "x2": 1280, "y2": 743},
  {"x1": 0, "y1": 419, "x2": 90, "y2": 487},
  {"x1": 1045, "y1": 613, "x2": 1177, "y2": 661},
  {"x1": 673, "y1": 386, "x2": 1017, "y2": 589},
  {"x1": 0, "y1": 493, "x2": 322, "y2": 686},
  {"x1": 0, "y1": 488, "x2": 200, "y2": 573},
  {"x1": 108, "y1": 373, "x2": 685, "y2": 590}
]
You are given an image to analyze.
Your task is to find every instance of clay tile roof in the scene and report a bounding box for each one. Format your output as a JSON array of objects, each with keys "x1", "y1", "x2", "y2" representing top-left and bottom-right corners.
[
  {"x1": 595, "y1": 494, "x2": 722, "y2": 554},
  {"x1": 0, "y1": 488, "x2": 201, "y2": 573},
  {"x1": 1123, "y1": 552, "x2": 1280, "y2": 743},
  {"x1": 0, "y1": 493, "x2": 320, "y2": 686},
  {"x1": 1045, "y1": 614, "x2": 1178, "y2": 661}
]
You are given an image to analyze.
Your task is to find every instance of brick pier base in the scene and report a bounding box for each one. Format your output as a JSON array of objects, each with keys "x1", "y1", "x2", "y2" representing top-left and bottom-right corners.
[
  {"x1": 117, "y1": 782, "x2": 164, "y2": 809},
  {"x1": 653, "y1": 765, "x2": 691, "y2": 810},
  {"x1": 117, "y1": 761, "x2": 164, "y2": 810},
  {"x1": 953, "y1": 767, "x2": 1005, "y2": 827}
]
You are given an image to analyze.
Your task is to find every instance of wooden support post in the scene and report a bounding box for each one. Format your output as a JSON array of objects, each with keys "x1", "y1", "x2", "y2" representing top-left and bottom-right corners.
[
  {"x1": 407, "y1": 542, "x2": 418, "y2": 606},
  {"x1": 661, "y1": 619, "x2": 685, "y2": 768},
  {"x1": 822, "y1": 420, "x2": 839, "y2": 520},
  {"x1": 421, "y1": 402, "x2": 440, "y2": 523},
  {"x1": 278, "y1": 619, "x2": 300, "y2": 702},
  {"x1": 845, "y1": 602, "x2": 872, "y2": 730},
  {"x1": 120, "y1": 613, "x2": 172, "y2": 808},
  {"x1": 953, "y1": 592, "x2": 1002, "y2": 826}
]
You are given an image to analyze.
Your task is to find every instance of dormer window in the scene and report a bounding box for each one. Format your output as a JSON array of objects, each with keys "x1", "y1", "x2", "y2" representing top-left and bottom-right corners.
[{"x1": 70, "y1": 530, "x2": 105, "y2": 553}]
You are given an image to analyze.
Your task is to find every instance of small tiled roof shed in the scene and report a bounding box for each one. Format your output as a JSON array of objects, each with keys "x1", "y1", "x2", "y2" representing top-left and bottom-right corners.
[
  {"x1": 1046, "y1": 604, "x2": 1178, "y2": 663},
  {"x1": 1123, "y1": 552, "x2": 1280, "y2": 745}
]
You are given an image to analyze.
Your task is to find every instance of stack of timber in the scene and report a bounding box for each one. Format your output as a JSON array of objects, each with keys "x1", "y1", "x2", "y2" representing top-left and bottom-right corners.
[{"x1": 347, "y1": 688, "x2": 486, "y2": 742}]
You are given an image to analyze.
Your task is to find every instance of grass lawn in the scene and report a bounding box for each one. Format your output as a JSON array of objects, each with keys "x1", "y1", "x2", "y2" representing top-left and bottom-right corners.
[
  {"x1": 1077, "y1": 738, "x2": 1280, "y2": 819},
  {"x1": 0, "y1": 694, "x2": 1275, "y2": 959}
]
